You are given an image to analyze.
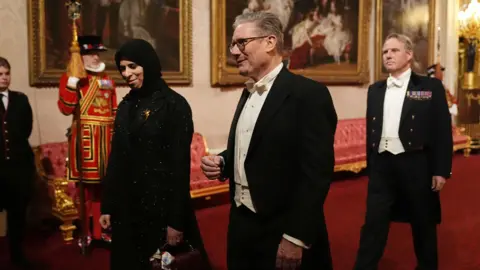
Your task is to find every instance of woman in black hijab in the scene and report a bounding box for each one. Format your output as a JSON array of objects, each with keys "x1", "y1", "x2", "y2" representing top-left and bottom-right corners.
[{"x1": 99, "y1": 39, "x2": 210, "y2": 269}]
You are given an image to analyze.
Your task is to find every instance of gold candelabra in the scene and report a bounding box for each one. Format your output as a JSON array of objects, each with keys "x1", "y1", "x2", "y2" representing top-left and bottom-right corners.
[
  {"x1": 458, "y1": 0, "x2": 480, "y2": 89},
  {"x1": 458, "y1": 0, "x2": 480, "y2": 40},
  {"x1": 457, "y1": 0, "x2": 480, "y2": 150}
]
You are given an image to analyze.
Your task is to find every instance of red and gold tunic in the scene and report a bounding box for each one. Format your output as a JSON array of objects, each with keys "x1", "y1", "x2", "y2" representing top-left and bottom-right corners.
[{"x1": 58, "y1": 73, "x2": 117, "y2": 184}]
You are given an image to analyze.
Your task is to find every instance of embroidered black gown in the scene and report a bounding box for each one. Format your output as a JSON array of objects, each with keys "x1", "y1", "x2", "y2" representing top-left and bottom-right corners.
[{"x1": 101, "y1": 39, "x2": 210, "y2": 269}]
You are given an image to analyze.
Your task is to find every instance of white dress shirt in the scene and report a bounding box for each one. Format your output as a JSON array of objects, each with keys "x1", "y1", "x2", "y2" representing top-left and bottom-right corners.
[
  {"x1": 233, "y1": 63, "x2": 283, "y2": 210},
  {"x1": 232, "y1": 63, "x2": 308, "y2": 248},
  {"x1": 379, "y1": 68, "x2": 411, "y2": 154},
  {"x1": 0, "y1": 90, "x2": 9, "y2": 110}
]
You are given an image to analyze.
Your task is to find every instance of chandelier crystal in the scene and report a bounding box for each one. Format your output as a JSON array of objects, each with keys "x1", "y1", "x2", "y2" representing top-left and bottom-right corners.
[{"x1": 458, "y1": 0, "x2": 480, "y2": 40}]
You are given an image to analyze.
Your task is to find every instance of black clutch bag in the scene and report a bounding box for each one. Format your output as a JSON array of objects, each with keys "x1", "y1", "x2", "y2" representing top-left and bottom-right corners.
[{"x1": 150, "y1": 242, "x2": 209, "y2": 270}]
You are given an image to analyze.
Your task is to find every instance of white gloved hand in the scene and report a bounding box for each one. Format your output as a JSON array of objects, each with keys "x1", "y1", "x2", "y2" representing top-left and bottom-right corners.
[
  {"x1": 67, "y1": 77, "x2": 80, "y2": 89},
  {"x1": 449, "y1": 104, "x2": 458, "y2": 116}
]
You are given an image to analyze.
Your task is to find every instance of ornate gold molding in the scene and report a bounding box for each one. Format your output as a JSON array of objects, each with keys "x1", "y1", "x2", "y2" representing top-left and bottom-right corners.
[
  {"x1": 190, "y1": 184, "x2": 230, "y2": 199},
  {"x1": 466, "y1": 92, "x2": 480, "y2": 106},
  {"x1": 27, "y1": 0, "x2": 192, "y2": 86},
  {"x1": 334, "y1": 161, "x2": 367, "y2": 173},
  {"x1": 211, "y1": 0, "x2": 371, "y2": 86}
]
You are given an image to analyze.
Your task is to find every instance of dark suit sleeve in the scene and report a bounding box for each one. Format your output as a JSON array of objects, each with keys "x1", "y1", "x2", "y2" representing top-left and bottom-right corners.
[
  {"x1": 218, "y1": 150, "x2": 229, "y2": 181},
  {"x1": 284, "y1": 83, "x2": 337, "y2": 245},
  {"x1": 219, "y1": 150, "x2": 227, "y2": 162},
  {"x1": 430, "y1": 79, "x2": 453, "y2": 178},
  {"x1": 167, "y1": 99, "x2": 194, "y2": 232},
  {"x1": 22, "y1": 94, "x2": 33, "y2": 138}
]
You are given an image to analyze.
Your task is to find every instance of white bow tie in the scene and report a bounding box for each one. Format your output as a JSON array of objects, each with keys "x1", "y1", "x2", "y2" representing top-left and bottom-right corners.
[{"x1": 387, "y1": 76, "x2": 403, "y2": 88}]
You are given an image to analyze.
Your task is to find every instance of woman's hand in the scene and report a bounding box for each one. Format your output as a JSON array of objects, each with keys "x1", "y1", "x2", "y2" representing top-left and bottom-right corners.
[
  {"x1": 167, "y1": 226, "x2": 184, "y2": 246},
  {"x1": 99, "y1": 214, "x2": 111, "y2": 229}
]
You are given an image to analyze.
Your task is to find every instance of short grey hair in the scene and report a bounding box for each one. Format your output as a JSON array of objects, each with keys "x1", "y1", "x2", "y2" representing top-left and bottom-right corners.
[
  {"x1": 233, "y1": 11, "x2": 284, "y2": 51},
  {"x1": 385, "y1": 33, "x2": 414, "y2": 52}
]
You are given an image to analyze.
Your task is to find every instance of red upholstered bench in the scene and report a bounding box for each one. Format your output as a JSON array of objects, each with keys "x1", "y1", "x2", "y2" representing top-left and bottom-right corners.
[
  {"x1": 190, "y1": 133, "x2": 229, "y2": 199},
  {"x1": 334, "y1": 118, "x2": 368, "y2": 173},
  {"x1": 332, "y1": 119, "x2": 472, "y2": 174}
]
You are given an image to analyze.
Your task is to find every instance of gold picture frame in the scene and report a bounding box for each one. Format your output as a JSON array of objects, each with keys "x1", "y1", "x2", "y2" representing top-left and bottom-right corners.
[
  {"x1": 27, "y1": 0, "x2": 192, "y2": 87},
  {"x1": 211, "y1": 0, "x2": 372, "y2": 86},
  {"x1": 375, "y1": 0, "x2": 436, "y2": 80}
]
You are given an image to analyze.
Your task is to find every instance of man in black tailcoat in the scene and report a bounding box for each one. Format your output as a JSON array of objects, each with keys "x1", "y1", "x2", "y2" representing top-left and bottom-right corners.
[
  {"x1": 201, "y1": 11, "x2": 337, "y2": 270},
  {"x1": 353, "y1": 33, "x2": 453, "y2": 270}
]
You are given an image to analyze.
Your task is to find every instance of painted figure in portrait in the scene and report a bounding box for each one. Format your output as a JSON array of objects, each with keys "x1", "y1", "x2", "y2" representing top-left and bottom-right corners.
[
  {"x1": 380, "y1": 0, "x2": 433, "y2": 75},
  {"x1": 226, "y1": 0, "x2": 359, "y2": 71},
  {"x1": 31, "y1": 0, "x2": 190, "y2": 85}
]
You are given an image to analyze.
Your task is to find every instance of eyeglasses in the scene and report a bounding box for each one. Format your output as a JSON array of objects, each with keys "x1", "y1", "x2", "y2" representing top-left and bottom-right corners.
[{"x1": 229, "y1": 36, "x2": 268, "y2": 52}]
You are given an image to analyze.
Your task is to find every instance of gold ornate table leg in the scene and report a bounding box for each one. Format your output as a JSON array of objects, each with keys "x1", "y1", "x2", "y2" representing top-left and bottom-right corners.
[
  {"x1": 49, "y1": 177, "x2": 79, "y2": 243},
  {"x1": 59, "y1": 220, "x2": 77, "y2": 243}
]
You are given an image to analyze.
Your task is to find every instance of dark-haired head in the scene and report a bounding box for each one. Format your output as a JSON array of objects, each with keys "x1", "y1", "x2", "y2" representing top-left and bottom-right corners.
[
  {"x1": 115, "y1": 39, "x2": 163, "y2": 90},
  {"x1": 0, "y1": 56, "x2": 11, "y2": 91},
  {"x1": 0, "y1": 57, "x2": 11, "y2": 70}
]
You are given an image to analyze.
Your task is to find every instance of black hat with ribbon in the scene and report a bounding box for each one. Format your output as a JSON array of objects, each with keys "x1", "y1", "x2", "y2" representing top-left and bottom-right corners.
[{"x1": 78, "y1": 35, "x2": 107, "y2": 55}]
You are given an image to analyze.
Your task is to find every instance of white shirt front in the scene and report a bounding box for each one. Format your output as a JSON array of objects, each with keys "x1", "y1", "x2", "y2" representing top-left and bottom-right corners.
[
  {"x1": 233, "y1": 63, "x2": 283, "y2": 211},
  {"x1": 379, "y1": 68, "x2": 411, "y2": 154},
  {"x1": 0, "y1": 90, "x2": 9, "y2": 110}
]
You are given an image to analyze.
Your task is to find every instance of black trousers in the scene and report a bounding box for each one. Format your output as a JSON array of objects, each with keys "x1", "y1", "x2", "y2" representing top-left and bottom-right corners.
[
  {"x1": 227, "y1": 205, "x2": 332, "y2": 270},
  {"x1": 354, "y1": 151, "x2": 439, "y2": 270},
  {"x1": 0, "y1": 161, "x2": 33, "y2": 260}
]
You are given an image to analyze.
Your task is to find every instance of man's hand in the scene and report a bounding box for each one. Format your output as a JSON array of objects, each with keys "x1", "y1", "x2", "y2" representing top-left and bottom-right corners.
[
  {"x1": 432, "y1": 176, "x2": 446, "y2": 191},
  {"x1": 167, "y1": 226, "x2": 184, "y2": 246},
  {"x1": 99, "y1": 214, "x2": 111, "y2": 229},
  {"x1": 200, "y1": 155, "x2": 223, "y2": 180},
  {"x1": 276, "y1": 238, "x2": 303, "y2": 269}
]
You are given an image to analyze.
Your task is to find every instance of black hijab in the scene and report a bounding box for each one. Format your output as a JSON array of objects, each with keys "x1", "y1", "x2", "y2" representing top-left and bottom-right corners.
[{"x1": 115, "y1": 39, "x2": 166, "y2": 96}]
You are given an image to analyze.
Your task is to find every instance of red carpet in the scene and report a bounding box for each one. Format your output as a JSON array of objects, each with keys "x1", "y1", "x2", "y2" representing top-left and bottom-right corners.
[{"x1": 1, "y1": 154, "x2": 479, "y2": 269}]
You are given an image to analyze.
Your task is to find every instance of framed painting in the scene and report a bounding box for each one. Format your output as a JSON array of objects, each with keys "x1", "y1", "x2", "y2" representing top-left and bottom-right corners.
[
  {"x1": 211, "y1": 0, "x2": 371, "y2": 86},
  {"x1": 27, "y1": 0, "x2": 192, "y2": 86},
  {"x1": 375, "y1": 0, "x2": 436, "y2": 80}
]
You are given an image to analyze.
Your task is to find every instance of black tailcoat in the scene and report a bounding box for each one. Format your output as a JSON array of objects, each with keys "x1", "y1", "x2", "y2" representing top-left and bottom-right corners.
[
  {"x1": 366, "y1": 72, "x2": 453, "y2": 224},
  {"x1": 219, "y1": 67, "x2": 337, "y2": 269}
]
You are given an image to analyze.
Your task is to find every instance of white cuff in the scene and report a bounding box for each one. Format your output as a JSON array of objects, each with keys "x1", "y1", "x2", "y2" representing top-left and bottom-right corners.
[
  {"x1": 67, "y1": 77, "x2": 80, "y2": 89},
  {"x1": 283, "y1": 234, "x2": 310, "y2": 249}
]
